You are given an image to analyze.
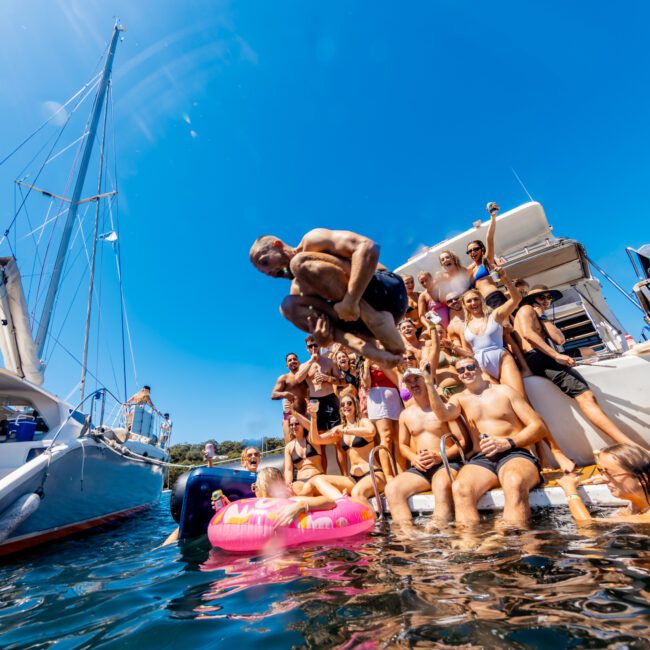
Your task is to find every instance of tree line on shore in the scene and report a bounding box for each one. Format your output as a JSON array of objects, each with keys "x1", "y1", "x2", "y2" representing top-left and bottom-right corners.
[{"x1": 167, "y1": 437, "x2": 284, "y2": 486}]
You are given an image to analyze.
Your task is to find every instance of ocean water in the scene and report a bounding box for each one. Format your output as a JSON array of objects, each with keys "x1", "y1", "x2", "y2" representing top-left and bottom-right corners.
[{"x1": 1, "y1": 494, "x2": 650, "y2": 649}]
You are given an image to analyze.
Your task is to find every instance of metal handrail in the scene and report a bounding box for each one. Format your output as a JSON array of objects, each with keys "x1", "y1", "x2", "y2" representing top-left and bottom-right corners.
[
  {"x1": 439, "y1": 432, "x2": 467, "y2": 483},
  {"x1": 368, "y1": 444, "x2": 397, "y2": 518}
]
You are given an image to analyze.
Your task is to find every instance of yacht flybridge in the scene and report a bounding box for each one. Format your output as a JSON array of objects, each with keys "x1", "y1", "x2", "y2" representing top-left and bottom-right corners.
[{"x1": 0, "y1": 25, "x2": 171, "y2": 555}]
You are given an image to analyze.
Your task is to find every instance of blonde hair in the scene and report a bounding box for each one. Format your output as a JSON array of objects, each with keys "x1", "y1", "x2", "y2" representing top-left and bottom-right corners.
[
  {"x1": 462, "y1": 289, "x2": 487, "y2": 322},
  {"x1": 254, "y1": 466, "x2": 284, "y2": 497},
  {"x1": 439, "y1": 249, "x2": 462, "y2": 270},
  {"x1": 241, "y1": 446, "x2": 260, "y2": 467},
  {"x1": 338, "y1": 393, "x2": 361, "y2": 425}
]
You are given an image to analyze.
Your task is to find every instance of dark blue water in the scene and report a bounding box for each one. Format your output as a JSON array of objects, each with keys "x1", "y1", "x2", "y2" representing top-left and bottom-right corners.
[{"x1": 1, "y1": 494, "x2": 650, "y2": 649}]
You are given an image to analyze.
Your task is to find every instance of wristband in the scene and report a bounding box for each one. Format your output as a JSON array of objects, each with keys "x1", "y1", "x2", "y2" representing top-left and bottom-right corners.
[
  {"x1": 506, "y1": 437, "x2": 516, "y2": 450},
  {"x1": 566, "y1": 494, "x2": 581, "y2": 502}
]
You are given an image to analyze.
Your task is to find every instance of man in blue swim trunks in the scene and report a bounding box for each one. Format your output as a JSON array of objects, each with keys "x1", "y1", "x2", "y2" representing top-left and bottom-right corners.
[
  {"x1": 250, "y1": 228, "x2": 408, "y2": 366},
  {"x1": 435, "y1": 357, "x2": 547, "y2": 525}
]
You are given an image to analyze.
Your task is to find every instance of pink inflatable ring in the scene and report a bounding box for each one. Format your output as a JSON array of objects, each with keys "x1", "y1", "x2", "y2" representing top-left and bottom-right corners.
[{"x1": 208, "y1": 496, "x2": 376, "y2": 553}]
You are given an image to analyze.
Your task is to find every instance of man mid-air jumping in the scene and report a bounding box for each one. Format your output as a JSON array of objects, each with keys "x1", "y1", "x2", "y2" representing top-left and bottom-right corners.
[{"x1": 250, "y1": 228, "x2": 408, "y2": 365}]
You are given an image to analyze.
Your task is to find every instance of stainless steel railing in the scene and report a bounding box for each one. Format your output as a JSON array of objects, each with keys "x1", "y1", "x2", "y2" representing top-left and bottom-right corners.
[{"x1": 368, "y1": 444, "x2": 397, "y2": 518}]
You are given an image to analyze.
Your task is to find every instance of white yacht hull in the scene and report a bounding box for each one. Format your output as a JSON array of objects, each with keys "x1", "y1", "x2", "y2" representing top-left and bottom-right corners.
[{"x1": 0, "y1": 437, "x2": 165, "y2": 555}]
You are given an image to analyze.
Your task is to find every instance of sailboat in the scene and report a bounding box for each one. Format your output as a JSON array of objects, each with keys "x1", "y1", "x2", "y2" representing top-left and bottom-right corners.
[{"x1": 0, "y1": 24, "x2": 170, "y2": 555}]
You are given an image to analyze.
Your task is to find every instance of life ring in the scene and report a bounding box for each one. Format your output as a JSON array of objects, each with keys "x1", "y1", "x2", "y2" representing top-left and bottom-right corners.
[{"x1": 208, "y1": 496, "x2": 376, "y2": 553}]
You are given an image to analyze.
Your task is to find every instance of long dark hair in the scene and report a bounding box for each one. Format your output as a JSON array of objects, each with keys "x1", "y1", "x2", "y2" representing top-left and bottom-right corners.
[{"x1": 601, "y1": 443, "x2": 650, "y2": 504}]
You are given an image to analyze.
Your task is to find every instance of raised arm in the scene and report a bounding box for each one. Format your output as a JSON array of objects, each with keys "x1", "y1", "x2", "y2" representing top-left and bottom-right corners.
[
  {"x1": 485, "y1": 202, "x2": 499, "y2": 264},
  {"x1": 290, "y1": 355, "x2": 318, "y2": 385},
  {"x1": 492, "y1": 268, "x2": 521, "y2": 324},
  {"x1": 340, "y1": 418, "x2": 376, "y2": 441}
]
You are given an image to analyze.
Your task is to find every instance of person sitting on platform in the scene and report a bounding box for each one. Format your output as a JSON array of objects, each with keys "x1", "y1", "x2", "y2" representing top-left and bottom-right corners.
[
  {"x1": 514, "y1": 285, "x2": 637, "y2": 448},
  {"x1": 385, "y1": 343, "x2": 467, "y2": 530},
  {"x1": 558, "y1": 444, "x2": 650, "y2": 524},
  {"x1": 249, "y1": 229, "x2": 408, "y2": 366},
  {"x1": 441, "y1": 357, "x2": 547, "y2": 525},
  {"x1": 309, "y1": 395, "x2": 385, "y2": 507},
  {"x1": 284, "y1": 414, "x2": 324, "y2": 495}
]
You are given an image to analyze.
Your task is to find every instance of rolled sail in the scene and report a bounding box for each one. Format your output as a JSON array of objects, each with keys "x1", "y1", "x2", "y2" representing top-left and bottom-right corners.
[{"x1": 0, "y1": 257, "x2": 44, "y2": 385}]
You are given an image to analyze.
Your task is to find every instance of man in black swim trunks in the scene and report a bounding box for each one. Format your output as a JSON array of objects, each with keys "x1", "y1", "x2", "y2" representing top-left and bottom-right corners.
[
  {"x1": 514, "y1": 285, "x2": 636, "y2": 447},
  {"x1": 385, "y1": 351, "x2": 467, "y2": 530},
  {"x1": 249, "y1": 228, "x2": 408, "y2": 366},
  {"x1": 434, "y1": 357, "x2": 547, "y2": 525}
]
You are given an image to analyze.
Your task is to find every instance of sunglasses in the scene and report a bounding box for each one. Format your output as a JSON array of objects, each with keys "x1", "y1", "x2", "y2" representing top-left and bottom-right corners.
[
  {"x1": 599, "y1": 467, "x2": 631, "y2": 481},
  {"x1": 341, "y1": 401, "x2": 354, "y2": 407},
  {"x1": 447, "y1": 297, "x2": 461, "y2": 303},
  {"x1": 288, "y1": 423, "x2": 301, "y2": 428},
  {"x1": 537, "y1": 294, "x2": 554, "y2": 301},
  {"x1": 466, "y1": 247, "x2": 482, "y2": 255},
  {"x1": 456, "y1": 363, "x2": 478, "y2": 375},
  {"x1": 307, "y1": 343, "x2": 319, "y2": 349}
]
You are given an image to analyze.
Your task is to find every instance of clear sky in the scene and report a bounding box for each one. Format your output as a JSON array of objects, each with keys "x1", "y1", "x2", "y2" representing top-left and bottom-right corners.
[{"x1": 0, "y1": 1, "x2": 648, "y2": 443}]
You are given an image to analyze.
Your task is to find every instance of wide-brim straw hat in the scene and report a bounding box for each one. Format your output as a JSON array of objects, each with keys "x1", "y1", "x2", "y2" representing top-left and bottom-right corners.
[{"x1": 521, "y1": 284, "x2": 563, "y2": 305}]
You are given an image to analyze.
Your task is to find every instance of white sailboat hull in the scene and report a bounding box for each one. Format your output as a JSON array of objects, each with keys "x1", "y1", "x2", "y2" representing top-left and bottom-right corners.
[{"x1": 0, "y1": 437, "x2": 164, "y2": 555}]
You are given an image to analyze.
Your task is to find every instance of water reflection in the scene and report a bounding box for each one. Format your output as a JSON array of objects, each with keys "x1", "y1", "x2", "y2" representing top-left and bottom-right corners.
[{"x1": 186, "y1": 511, "x2": 650, "y2": 647}]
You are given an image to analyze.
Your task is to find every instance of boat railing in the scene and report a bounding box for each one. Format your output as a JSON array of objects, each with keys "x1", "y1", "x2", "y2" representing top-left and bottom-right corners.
[
  {"x1": 368, "y1": 445, "x2": 397, "y2": 518},
  {"x1": 439, "y1": 432, "x2": 467, "y2": 483}
]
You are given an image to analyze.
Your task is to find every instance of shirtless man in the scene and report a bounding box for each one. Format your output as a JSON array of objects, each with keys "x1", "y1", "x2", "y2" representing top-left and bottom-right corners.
[
  {"x1": 440, "y1": 357, "x2": 547, "y2": 525},
  {"x1": 385, "y1": 346, "x2": 467, "y2": 527},
  {"x1": 514, "y1": 285, "x2": 636, "y2": 447},
  {"x1": 250, "y1": 229, "x2": 408, "y2": 366},
  {"x1": 291, "y1": 336, "x2": 346, "y2": 472},
  {"x1": 398, "y1": 318, "x2": 424, "y2": 361},
  {"x1": 271, "y1": 352, "x2": 309, "y2": 442},
  {"x1": 445, "y1": 292, "x2": 465, "y2": 349}
]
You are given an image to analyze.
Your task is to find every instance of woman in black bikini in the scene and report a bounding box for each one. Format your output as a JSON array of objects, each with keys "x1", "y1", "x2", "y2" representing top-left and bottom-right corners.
[
  {"x1": 283, "y1": 413, "x2": 325, "y2": 495},
  {"x1": 309, "y1": 395, "x2": 386, "y2": 506}
]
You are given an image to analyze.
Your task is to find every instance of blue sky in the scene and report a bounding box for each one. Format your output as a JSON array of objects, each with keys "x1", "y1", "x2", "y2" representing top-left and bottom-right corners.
[{"x1": 0, "y1": 1, "x2": 648, "y2": 443}]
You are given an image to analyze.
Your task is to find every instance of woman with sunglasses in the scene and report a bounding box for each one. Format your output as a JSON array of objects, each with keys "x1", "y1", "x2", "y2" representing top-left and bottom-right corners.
[
  {"x1": 241, "y1": 446, "x2": 262, "y2": 473},
  {"x1": 308, "y1": 395, "x2": 386, "y2": 506},
  {"x1": 466, "y1": 202, "x2": 509, "y2": 310},
  {"x1": 283, "y1": 414, "x2": 324, "y2": 495},
  {"x1": 558, "y1": 444, "x2": 650, "y2": 523}
]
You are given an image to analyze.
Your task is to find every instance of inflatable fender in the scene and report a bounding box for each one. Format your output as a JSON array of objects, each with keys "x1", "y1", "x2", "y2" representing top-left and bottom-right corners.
[
  {"x1": 208, "y1": 496, "x2": 376, "y2": 553},
  {"x1": 170, "y1": 471, "x2": 191, "y2": 524}
]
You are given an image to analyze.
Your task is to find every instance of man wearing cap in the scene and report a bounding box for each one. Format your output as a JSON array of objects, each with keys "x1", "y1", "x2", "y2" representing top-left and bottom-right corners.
[
  {"x1": 514, "y1": 285, "x2": 636, "y2": 446},
  {"x1": 384, "y1": 345, "x2": 467, "y2": 530}
]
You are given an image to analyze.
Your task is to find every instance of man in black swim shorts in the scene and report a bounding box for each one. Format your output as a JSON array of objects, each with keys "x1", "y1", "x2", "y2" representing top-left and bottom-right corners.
[
  {"x1": 249, "y1": 228, "x2": 408, "y2": 367},
  {"x1": 385, "y1": 359, "x2": 467, "y2": 530},
  {"x1": 514, "y1": 286, "x2": 636, "y2": 447},
  {"x1": 435, "y1": 357, "x2": 547, "y2": 525}
]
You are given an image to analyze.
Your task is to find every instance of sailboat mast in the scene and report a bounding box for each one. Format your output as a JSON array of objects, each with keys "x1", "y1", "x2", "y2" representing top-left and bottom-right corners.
[
  {"x1": 35, "y1": 24, "x2": 124, "y2": 360},
  {"x1": 79, "y1": 89, "x2": 109, "y2": 403}
]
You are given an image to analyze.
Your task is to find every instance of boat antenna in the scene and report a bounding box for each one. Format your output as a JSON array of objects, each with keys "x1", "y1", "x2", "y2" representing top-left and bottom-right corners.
[
  {"x1": 510, "y1": 167, "x2": 534, "y2": 202},
  {"x1": 35, "y1": 23, "x2": 125, "y2": 360}
]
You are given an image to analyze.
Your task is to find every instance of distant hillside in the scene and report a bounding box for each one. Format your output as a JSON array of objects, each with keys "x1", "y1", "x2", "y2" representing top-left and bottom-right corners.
[{"x1": 167, "y1": 437, "x2": 284, "y2": 486}]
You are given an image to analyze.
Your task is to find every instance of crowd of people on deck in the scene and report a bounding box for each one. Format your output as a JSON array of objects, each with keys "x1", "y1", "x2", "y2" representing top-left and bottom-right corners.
[{"x1": 251, "y1": 202, "x2": 650, "y2": 529}]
